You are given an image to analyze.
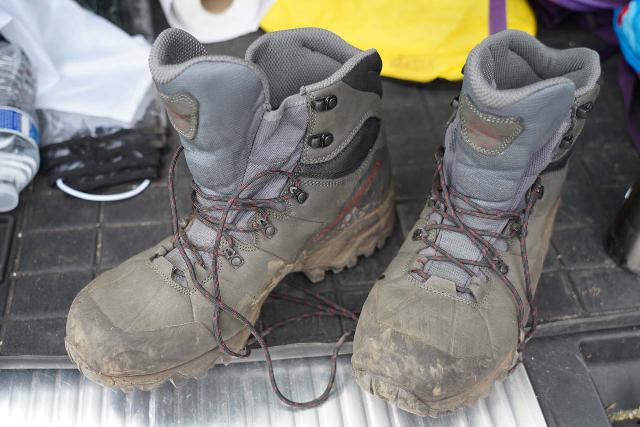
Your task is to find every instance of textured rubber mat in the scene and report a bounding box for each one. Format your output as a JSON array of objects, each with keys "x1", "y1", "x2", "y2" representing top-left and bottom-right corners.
[{"x1": 0, "y1": 216, "x2": 13, "y2": 284}]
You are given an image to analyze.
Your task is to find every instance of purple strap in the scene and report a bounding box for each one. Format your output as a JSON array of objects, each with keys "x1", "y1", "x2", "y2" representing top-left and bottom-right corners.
[
  {"x1": 618, "y1": 59, "x2": 640, "y2": 152},
  {"x1": 489, "y1": 0, "x2": 507, "y2": 33}
]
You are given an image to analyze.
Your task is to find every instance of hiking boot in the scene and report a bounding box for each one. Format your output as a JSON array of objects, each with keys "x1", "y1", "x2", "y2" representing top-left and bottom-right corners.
[
  {"x1": 65, "y1": 28, "x2": 394, "y2": 398},
  {"x1": 352, "y1": 30, "x2": 600, "y2": 416}
]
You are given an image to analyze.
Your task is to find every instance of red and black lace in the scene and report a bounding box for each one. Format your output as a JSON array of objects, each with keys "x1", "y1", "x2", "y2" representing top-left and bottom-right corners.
[
  {"x1": 411, "y1": 147, "x2": 544, "y2": 350},
  {"x1": 167, "y1": 146, "x2": 358, "y2": 409}
]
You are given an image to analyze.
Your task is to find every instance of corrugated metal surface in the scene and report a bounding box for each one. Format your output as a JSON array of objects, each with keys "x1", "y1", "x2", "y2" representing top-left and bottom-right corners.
[{"x1": 0, "y1": 349, "x2": 546, "y2": 427}]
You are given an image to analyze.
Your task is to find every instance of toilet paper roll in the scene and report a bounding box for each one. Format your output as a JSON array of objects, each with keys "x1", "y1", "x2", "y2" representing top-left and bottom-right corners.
[{"x1": 159, "y1": 0, "x2": 275, "y2": 43}]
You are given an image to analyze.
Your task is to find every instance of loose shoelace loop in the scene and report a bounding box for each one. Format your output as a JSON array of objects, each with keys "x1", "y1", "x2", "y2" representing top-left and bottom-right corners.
[{"x1": 167, "y1": 146, "x2": 358, "y2": 408}]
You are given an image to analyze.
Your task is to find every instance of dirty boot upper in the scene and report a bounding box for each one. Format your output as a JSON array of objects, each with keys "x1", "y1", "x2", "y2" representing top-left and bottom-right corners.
[
  {"x1": 352, "y1": 30, "x2": 600, "y2": 416},
  {"x1": 65, "y1": 28, "x2": 394, "y2": 401}
]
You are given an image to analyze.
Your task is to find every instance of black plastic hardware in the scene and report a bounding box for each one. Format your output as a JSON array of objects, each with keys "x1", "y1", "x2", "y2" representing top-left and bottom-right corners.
[
  {"x1": 312, "y1": 95, "x2": 338, "y2": 112},
  {"x1": 560, "y1": 134, "x2": 574, "y2": 150},
  {"x1": 308, "y1": 133, "x2": 334, "y2": 148},
  {"x1": 576, "y1": 101, "x2": 594, "y2": 119}
]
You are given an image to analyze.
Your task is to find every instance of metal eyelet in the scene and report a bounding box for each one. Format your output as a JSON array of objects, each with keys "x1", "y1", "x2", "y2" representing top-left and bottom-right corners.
[
  {"x1": 171, "y1": 266, "x2": 185, "y2": 280},
  {"x1": 495, "y1": 258, "x2": 509, "y2": 275},
  {"x1": 510, "y1": 221, "x2": 522, "y2": 236},
  {"x1": 576, "y1": 101, "x2": 594, "y2": 119},
  {"x1": 450, "y1": 95, "x2": 459, "y2": 108},
  {"x1": 534, "y1": 182, "x2": 545, "y2": 200},
  {"x1": 257, "y1": 217, "x2": 276, "y2": 238},
  {"x1": 223, "y1": 247, "x2": 244, "y2": 268},
  {"x1": 412, "y1": 227, "x2": 437, "y2": 242},
  {"x1": 559, "y1": 134, "x2": 574, "y2": 150},
  {"x1": 289, "y1": 186, "x2": 308, "y2": 204}
]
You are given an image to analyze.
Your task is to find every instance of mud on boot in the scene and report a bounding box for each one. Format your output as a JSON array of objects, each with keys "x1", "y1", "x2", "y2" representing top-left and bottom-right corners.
[
  {"x1": 65, "y1": 28, "x2": 394, "y2": 405},
  {"x1": 351, "y1": 30, "x2": 601, "y2": 417}
]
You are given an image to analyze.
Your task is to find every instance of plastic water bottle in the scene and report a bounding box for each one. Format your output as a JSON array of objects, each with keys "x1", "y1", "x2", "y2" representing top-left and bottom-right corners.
[{"x1": 0, "y1": 40, "x2": 39, "y2": 212}]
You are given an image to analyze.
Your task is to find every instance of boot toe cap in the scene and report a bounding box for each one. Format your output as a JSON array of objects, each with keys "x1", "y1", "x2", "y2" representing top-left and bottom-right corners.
[
  {"x1": 65, "y1": 258, "x2": 212, "y2": 378},
  {"x1": 352, "y1": 277, "x2": 517, "y2": 412}
]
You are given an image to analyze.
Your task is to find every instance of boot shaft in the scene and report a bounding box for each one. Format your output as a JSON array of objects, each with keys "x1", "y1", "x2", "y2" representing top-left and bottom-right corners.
[
  {"x1": 448, "y1": 30, "x2": 601, "y2": 210},
  {"x1": 424, "y1": 30, "x2": 601, "y2": 288},
  {"x1": 149, "y1": 28, "x2": 383, "y2": 198},
  {"x1": 149, "y1": 28, "x2": 390, "y2": 272}
]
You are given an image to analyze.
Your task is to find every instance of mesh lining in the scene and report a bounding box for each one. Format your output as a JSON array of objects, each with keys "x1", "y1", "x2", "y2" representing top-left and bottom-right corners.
[
  {"x1": 246, "y1": 28, "x2": 361, "y2": 108},
  {"x1": 149, "y1": 29, "x2": 207, "y2": 84},
  {"x1": 152, "y1": 28, "x2": 207, "y2": 65},
  {"x1": 466, "y1": 30, "x2": 600, "y2": 108}
]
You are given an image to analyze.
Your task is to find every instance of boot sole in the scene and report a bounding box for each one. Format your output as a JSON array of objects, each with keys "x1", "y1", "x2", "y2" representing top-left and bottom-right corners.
[
  {"x1": 352, "y1": 348, "x2": 516, "y2": 418},
  {"x1": 65, "y1": 189, "x2": 396, "y2": 391}
]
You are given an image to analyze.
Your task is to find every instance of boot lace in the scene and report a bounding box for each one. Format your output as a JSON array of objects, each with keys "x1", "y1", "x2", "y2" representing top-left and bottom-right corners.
[
  {"x1": 167, "y1": 146, "x2": 358, "y2": 408},
  {"x1": 410, "y1": 147, "x2": 544, "y2": 351}
]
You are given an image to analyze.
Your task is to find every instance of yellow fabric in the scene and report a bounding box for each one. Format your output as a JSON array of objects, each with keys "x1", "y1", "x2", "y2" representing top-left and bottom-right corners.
[{"x1": 260, "y1": 0, "x2": 536, "y2": 82}]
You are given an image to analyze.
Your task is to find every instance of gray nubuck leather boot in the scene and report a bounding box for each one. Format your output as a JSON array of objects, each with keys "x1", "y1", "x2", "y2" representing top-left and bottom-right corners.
[
  {"x1": 352, "y1": 30, "x2": 600, "y2": 416},
  {"x1": 65, "y1": 28, "x2": 394, "y2": 405}
]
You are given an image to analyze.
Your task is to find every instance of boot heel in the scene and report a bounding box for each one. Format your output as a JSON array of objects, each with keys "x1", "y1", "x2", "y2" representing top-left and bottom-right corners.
[{"x1": 299, "y1": 189, "x2": 395, "y2": 283}]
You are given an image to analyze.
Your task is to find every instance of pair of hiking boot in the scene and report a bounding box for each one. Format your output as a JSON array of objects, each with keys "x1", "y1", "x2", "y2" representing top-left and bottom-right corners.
[{"x1": 65, "y1": 27, "x2": 600, "y2": 416}]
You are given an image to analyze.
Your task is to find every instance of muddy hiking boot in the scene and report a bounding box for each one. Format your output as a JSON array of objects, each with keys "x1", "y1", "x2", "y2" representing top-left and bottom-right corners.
[
  {"x1": 352, "y1": 30, "x2": 601, "y2": 416},
  {"x1": 65, "y1": 28, "x2": 394, "y2": 406}
]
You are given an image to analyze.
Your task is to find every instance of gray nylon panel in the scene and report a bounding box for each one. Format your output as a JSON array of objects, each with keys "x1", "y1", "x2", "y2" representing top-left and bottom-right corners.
[
  {"x1": 164, "y1": 93, "x2": 308, "y2": 276},
  {"x1": 241, "y1": 93, "x2": 307, "y2": 201},
  {"x1": 156, "y1": 60, "x2": 266, "y2": 195},
  {"x1": 450, "y1": 81, "x2": 574, "y2": 208}
]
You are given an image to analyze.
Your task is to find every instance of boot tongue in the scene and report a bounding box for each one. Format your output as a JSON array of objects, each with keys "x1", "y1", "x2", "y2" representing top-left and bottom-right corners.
[
  {"x1": 447, "y1": 77, "x2": 575, "y2": 211},
  {"x1": 424, "y1": 58, "x2": 577, "y2": 288}
]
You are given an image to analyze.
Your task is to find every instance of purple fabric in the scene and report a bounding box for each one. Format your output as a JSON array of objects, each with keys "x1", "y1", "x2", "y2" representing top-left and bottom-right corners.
[
  {"x1": 532, "y1": 0, "x2": 639, "y2": 153},
  {"x1": 489, "y1": 0, "x2": 507, "y2": 33},
  {"x1": 618, "y1": 59, "x2": 640, "y2": 151},
  {"x1": 533, "y1": 1, "x2": 572, "y2": 26},
  {"x1": 543, "y1": 0, "x2": 626, "y2": 11},
  {"x1": 534, "y1": 0, "x2": 626, "y2": 27},
  {"x1": 591, "y1": 12, "x2": 621, "y2": 45}
]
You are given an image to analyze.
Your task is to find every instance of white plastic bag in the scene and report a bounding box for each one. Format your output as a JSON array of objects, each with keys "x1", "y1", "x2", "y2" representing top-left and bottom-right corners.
[{"x1": 0, "y1": 0, "x2": 152, "y2": 127}]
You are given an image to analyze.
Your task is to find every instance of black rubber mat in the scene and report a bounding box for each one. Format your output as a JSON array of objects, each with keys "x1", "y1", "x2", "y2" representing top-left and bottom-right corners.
[
  {"x1": 524, "y1": 326, "x2": 640, "y2": 427},
  {"x1": 0, "y1": 216, "x2": 13, "y2": 286},
  {"x1": 0, "y1": 22, "x2": 638, "y2": 361}
]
